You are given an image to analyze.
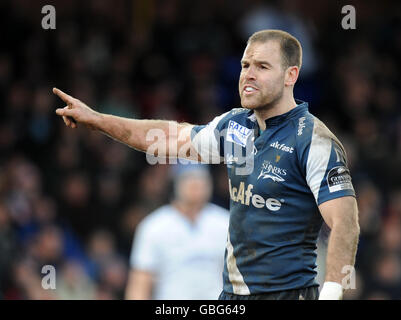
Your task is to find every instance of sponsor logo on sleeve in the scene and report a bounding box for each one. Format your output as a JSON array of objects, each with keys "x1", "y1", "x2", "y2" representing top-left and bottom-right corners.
[
  {"x1": 226, "y1": 120, "x2": 252, "y2": 148},
  {"x1": 327, "y1": 166, "x2": 354, "y2": 192}
]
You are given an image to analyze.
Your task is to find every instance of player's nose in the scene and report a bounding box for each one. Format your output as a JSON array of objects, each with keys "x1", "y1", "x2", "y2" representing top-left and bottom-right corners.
[{"x1": 244, "y1": 66, "x2": 257, "y2": 81}]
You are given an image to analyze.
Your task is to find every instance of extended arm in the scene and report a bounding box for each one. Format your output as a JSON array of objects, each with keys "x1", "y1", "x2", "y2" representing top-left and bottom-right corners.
[
  {"x1": 53, "y1": 88, "x2": 200, "y2": 161},
  {"x1": 318, "y1": 196, "x2": 360, "y2": 299}
]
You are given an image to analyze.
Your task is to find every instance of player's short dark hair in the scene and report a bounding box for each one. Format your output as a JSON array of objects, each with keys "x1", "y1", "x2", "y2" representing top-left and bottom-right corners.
[{"x1": 247, "y1": 29, "x2": 302, "y2": 70}]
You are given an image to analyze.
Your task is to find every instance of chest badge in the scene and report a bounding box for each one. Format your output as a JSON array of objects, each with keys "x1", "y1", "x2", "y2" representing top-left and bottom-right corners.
[{"x1": 257, "y1": 160, "x2": 287, "y2": 182}]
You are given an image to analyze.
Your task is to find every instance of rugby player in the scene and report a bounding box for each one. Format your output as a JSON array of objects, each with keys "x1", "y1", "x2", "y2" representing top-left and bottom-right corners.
[{"x1": 54, "y1": 29, "x2": 360, "y2": 300}]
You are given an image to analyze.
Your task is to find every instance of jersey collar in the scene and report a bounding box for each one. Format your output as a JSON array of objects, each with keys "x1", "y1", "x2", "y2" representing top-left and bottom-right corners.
[{"x1": 246, "y1": 99, "x2": 308, "y2": 127}]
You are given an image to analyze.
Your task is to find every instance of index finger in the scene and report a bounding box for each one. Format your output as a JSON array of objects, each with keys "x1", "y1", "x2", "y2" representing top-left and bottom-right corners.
[{"x1": 53, "y1": 87, "x2": 74, "y2": 104}]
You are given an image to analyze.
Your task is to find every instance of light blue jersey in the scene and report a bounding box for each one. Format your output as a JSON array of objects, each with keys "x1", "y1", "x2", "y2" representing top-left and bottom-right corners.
[{"x1": 191, "y1": 100, "x2": 355, "y2": 295}]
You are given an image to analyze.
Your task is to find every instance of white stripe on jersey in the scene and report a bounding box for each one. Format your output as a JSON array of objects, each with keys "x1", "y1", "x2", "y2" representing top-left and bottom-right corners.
[
  {"x1": 226, "y1": 232, "x2": 250, "y2": 295},
  {"x1": 306, "y1": 117, "x2": 333, "y2": 203},
  {"x1": 191, "y1": 111, "x2": 230, "y2": 164}
]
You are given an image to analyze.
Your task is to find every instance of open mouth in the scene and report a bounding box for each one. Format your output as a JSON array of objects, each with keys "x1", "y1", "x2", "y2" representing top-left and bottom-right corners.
[{"x1": 243, "y1": 85, "x2": 258, "y2": 95}]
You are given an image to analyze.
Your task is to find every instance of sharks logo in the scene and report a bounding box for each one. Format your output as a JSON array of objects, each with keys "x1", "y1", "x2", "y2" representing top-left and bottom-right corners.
[{"x1": 257, "y1": 160, "x2": 287, "y2": 182}]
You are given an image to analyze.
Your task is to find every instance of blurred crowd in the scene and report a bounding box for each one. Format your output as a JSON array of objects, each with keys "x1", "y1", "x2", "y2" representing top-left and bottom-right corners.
[{"x1": 0, "y1": 0, "x2": 400, "y2": 299}]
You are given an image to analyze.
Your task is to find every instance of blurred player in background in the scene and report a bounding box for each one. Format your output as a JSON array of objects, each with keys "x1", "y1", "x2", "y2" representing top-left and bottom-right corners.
[
  {"x1": 54, "y1": 29, "x2": 360, "y2": 300},
  {"x1": 125, "y1": 164, "x2": 229, "y2": 300}
]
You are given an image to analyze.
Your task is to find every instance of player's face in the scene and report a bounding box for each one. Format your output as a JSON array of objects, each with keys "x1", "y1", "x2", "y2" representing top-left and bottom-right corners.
[{"x1": 239, "y1": 41, "x2": 286, "y2": 110}]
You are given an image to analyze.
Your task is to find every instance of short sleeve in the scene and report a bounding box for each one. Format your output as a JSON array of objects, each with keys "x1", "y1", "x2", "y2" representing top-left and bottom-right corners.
[
  {"x1": 129, "y1": 218, "x2": 159, "y2": 272},
  {"x1": 304, "y1": 118, "x2": 355, "y2": 206},
  {"x1": 191, "y1": 111, "x2": 230, "y2": 164}
]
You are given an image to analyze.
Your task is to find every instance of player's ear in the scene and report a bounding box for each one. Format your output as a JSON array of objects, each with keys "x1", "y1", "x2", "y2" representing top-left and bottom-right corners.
[{"x1": 284, "y1": 66, "x2": 299, "y2": 87}]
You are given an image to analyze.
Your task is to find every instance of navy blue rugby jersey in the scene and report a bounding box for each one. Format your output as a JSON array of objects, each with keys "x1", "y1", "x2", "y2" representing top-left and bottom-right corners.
[{"x1": 190, "y1": 100, "x2": 356, "y2": 295}]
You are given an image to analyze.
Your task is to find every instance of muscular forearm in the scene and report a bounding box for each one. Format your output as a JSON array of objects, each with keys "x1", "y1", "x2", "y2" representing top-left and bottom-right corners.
[
  {"x1": 318, "y1": 196, "x2": 360, "y2": 299},
  {"x1": 95, "y1": 114, "x2": 176, "y2": 153},
  {"x1": 324, "y1": 222, "x2": 359, "y2": 284},
  {"x1": 53, "y1": 88, "x2": 196, "y2": 159}
]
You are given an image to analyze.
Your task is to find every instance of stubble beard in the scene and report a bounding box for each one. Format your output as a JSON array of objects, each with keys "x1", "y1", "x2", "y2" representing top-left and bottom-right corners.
[{"x1": 241, "y1": 86, "x2": 284, "y2": 113}]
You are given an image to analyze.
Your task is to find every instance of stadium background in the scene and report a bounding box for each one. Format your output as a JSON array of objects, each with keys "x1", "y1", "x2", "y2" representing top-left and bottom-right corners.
[{"x1": 0, "y1": 0, "x2": 400, "y2": 299}]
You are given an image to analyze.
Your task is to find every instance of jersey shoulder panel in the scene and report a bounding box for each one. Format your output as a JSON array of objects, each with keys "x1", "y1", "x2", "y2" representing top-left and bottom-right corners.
[
  {"x1": 191, "y1": 108, "x2": 247, "y2": 135},
  {"x1": 190, "y1": 108, "x2": 250, "y2": 163},
  {"x1": 297, "y1": 113, "x2": 355, "y2": 205}
]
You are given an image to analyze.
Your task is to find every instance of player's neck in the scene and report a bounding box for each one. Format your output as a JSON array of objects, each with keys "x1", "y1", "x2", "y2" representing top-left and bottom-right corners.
[{"x1": 254, "y1": 94, "x2": 297, "y2": 131}]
